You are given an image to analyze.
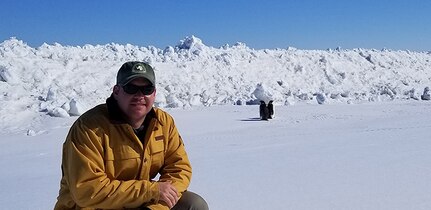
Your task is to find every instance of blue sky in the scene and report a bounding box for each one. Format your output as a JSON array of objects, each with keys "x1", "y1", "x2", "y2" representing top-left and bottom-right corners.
[{"x1": 1, "y1": 0, "x2": 430, "y2": 51}]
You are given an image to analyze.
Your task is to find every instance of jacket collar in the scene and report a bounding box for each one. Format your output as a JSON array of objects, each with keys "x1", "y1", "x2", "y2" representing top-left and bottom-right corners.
[{"x1": 106, "y1": 94, "x2": 157, "y2": 124}]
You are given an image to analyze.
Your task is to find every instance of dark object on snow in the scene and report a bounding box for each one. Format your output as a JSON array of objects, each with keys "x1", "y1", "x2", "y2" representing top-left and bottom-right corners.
[
  {"x1": 267, "y1": 100, "x2": 274, "y2": 119},
  {"x1": 259, "y1": 101, "x2": 269, "y2": 120},
  {"x1": 421, "y1": 87, "x2": 430, "y2": 100}
]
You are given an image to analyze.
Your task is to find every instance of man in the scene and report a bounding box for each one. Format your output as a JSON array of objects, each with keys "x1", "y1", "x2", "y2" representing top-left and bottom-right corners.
[{"x1": 54, "y1": 61, "x2": 208, "y2": 210}]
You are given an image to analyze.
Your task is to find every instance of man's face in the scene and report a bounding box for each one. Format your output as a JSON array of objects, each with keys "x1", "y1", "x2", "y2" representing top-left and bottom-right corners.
[{"x1": 113, "y1": 77, "x2": 156, "y2": 122}]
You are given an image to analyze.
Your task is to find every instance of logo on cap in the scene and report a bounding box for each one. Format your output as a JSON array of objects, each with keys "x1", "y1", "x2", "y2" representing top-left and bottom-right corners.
[{"x1": 134, "y1": 64, "x2": 146, "y2": 73}]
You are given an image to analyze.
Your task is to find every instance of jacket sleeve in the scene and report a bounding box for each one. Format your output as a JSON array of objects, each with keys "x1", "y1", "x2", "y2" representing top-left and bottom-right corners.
[
  {"x1": 158, "y1": 118, "x2": 192, "y2": 195},
  {"x1": 63, "y1": 121, "x2": 160, "y2": 209}
]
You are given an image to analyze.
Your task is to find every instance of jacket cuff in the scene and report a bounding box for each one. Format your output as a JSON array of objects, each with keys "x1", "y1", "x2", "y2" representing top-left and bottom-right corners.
[{"x1": 149, "y1": 182, "x2": 160, "y2": 204}]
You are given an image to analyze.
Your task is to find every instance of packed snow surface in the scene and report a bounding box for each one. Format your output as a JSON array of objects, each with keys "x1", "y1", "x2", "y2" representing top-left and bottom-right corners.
[{"x1": 1, "y1": 103, "x2": 431, "y2": 209}]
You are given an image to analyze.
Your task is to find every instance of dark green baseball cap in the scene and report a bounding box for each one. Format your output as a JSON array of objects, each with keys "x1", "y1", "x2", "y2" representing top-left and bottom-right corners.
[{"x1": 116, "y1": 61, "x2": 155, "y2": 86}]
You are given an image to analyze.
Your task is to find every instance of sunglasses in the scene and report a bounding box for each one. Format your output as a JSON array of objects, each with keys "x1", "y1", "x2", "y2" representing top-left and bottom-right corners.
[{"x1": 122, "y1": 84, "x2": 155, "y2": 95}]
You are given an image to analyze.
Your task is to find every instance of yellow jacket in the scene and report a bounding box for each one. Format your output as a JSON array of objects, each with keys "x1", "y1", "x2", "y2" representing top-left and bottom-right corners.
[{"x1": 54, "y1": 97, "x2": 192, "y2": 210}]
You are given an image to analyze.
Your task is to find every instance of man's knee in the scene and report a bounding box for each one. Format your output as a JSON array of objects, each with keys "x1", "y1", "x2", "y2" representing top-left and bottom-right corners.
[{"x1": 173, "y1": 191, "x2": 209, "y2": 210}]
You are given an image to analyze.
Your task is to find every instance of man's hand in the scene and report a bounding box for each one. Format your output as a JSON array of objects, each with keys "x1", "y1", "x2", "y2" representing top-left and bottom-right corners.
[{"x1": 158, "y1": 181, "x2": 179, "y2": 208}]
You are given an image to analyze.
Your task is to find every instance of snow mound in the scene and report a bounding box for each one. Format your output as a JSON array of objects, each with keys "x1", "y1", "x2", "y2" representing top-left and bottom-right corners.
[{"x1": 1, "y1": 36, "x2": 431, "y2": 133}]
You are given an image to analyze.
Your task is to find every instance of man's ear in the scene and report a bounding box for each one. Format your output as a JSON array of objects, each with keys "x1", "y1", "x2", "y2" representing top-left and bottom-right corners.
[{"x1": 113, "y1": 85, "x2": 120, "y2": 96}]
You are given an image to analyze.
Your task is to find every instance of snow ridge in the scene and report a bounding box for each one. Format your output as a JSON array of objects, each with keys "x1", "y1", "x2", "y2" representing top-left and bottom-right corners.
[{"x1": 0, "y1": 36, "x2": 430, "y2": 131}]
